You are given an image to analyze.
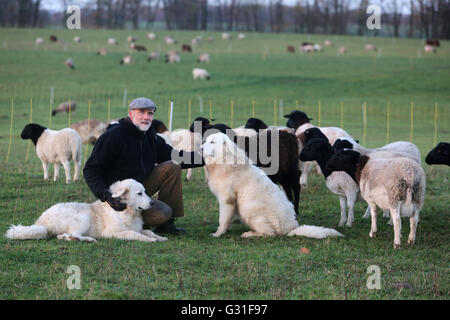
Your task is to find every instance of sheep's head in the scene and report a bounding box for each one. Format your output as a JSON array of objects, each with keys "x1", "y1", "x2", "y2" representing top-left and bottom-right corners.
[
  {"x1": 245, "y1": 118, "x2": 268, "y2": 131},
  {"x1": 284, "y1": 110, "x2": 313, "y2": 129},
  {"x1": 425, "y1": 142, "x2": 450, "y2": 166},
  {"x1": 333, "y1": 139, "x2": 354, "y2": 151},
  {"x1": 326, "y1": 149, "x2": 360, "y2": 176},
  {"x1": 300, "y1": 138, "x2": 332, "y2": 162},
  {"x1": 21, "y1": 123, "x2": 46, "y2": 145},
  {"x1": 304, "y1": 127, "x2": 328, "y2": 142},
  {"x1": 190, "y1": 117, "x2": 212, "y2": 133}
]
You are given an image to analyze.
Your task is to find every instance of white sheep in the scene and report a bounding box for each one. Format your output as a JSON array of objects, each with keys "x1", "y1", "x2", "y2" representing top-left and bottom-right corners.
[
  {"x1": 339, "y1": 46, "x2": 347, "y2": 54},
  {"x1": 165, "y1": 36, "x2": 177, "y2": 45},
  {"x1": 73, "y1": 36, "x2": 81, "y2": 43},
  {"x1": 97, "y1": 48, "x2": 107, "y2": 56},
  {"x1": 365, "y1": 44, "x2": 377, "y2": 51},
  {"x1": 65, "y1": 58, "x2": 74, "y2": 70},
  {"x1": 324, "y1": 40, "x2": 333, "y2": 46},
  {"x1": 192, "y1": 68, "x2": 210, "y2": 80},
  {"x1": 35, "y1": 37, "x2": 44, "y2": 46},
  {"x1": 424, "y1": 45, "x2": 436, "y2": 53},
  {"x1": 165, "y1": 51, "x2": 180, "y2": 63},
  {"x1": 21, "y1": 123, "x2": 82, "y2": 184},
  {"x1": 222, "y1": 33, "x2": 231, "y2": 40},
  {"x1": 238, "y1": 33, "x2": 246, "y2": 40},
  {"x1": 197, "y1": 53, "x2": 210, "y2": 64},
  {"x1": 107, "y1": 38, "x2": 118, "y2": 45},
  {"x1": 327, "y1": 149, "x2": 426, "y2": 248},
  {"x1": 313, "y1": 44, "x2": 323, "y2": 52},
  {"x1": 147, "y1": 32, "x2": 157, "y2": 40},
  {"x1": 301, "y1": 44, "x2": 314, "y2": 53},
  {"x1": 120, "y1": 55, "x2": 134, "y2": 65},
  {"x1": 127, "y1": 35, "x2": 137, "y2": 42}
]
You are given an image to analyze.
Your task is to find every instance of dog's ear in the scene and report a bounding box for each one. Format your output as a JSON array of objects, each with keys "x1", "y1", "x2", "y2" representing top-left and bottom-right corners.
[{"x1": 112, "y1": 186, "x2": 129, "y2": 200}]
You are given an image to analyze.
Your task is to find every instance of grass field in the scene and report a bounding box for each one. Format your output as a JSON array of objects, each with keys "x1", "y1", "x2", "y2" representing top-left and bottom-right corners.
[{"x1": 0, "y1": 28, "x2": 449, "y2": 300}]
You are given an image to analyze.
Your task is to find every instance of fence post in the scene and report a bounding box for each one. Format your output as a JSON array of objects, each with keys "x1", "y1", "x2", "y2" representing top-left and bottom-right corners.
[
  {"x1": 252, "y1": 100, "x2": 255, "y2": 118},
  {"x1": 410, "y1": 102, "x2": 414, "y2": 142},
  {"x1": 273, "y1": 100, "x2": 277, "y2": 126},
  {"x1": 433, "y1": 102, "x2": 438, "y2": 147},
  {"x1": 340, "y1": 101, "x2": 344, "y2": 129},
  {"x1": 188, "y1": 99, "x2": 191, "y2": 128},
  {"x1": 107, "y1": 98, "x2": 111, "y2": 123},
  {"x1": 386, "y1": 101, "x2": 390, "y2": 145},
  {"x1": 362, "y1": 102, "x2": 367, "y2": 146},
  {"x1": 83, "y1": 99, "x2": 91, "y2": 164},
  {"x1": 318, "y1": 100, "x2": 321, "y2": 127},
  {"x1": 25, "y1": 98, "x2": 33, "y2": 162},
  {"x1": 230, "y1": 100, "x2": 234, "y2": 128},
  {"x1": 6, "y1": 97, "x2": 14, "y2": 163},
  {"x1": 68, "y1": 99, "x2": 72, "y2": 127},
  {"x1": 209, "y1": 100, "x2": 213, "y2": 120}
]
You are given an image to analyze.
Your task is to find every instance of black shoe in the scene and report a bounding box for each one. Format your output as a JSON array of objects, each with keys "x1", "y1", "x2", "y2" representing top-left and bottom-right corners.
[{"x1": 154, "y1": 218, "x2": 187, "y2": 235}]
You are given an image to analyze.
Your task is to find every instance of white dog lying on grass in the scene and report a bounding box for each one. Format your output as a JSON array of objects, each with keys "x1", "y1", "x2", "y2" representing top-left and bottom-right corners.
[
  {"x1": 200, "y1": 133, "x2": 343, "y2": 239},
  {"x1": 6, "y1": 179, "x2": 168, "y2": 243}
]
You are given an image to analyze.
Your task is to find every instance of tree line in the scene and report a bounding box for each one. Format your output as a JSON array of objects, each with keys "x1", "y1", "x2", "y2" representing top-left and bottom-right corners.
[{"x1": 1, "y1": 0, "x2": 449, "y2": 39}]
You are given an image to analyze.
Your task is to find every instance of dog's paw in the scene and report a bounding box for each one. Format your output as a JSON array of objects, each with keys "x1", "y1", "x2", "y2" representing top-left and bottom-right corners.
[{"x1": 211, "y1": 232, "x2": 221, "y2": 238}]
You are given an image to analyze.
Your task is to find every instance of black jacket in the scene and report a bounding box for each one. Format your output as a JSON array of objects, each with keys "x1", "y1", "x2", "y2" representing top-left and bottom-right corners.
[{"x1": 83, "y1": 117, "x2": 204, "y2": 200}]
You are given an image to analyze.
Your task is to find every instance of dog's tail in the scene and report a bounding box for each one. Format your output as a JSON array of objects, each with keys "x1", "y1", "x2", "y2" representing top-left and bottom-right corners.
[
  {"x1": 5, "y1": 224, "x2": 48, "y2": 240},
  {"x1": 288, "y1": 225, "x2": 343, "y2": 239}
]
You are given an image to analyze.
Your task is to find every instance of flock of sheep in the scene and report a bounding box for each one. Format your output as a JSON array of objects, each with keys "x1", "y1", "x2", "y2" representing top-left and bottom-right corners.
[{"x1": 20, "y1": 104, "x2": 449, "y2": 248}]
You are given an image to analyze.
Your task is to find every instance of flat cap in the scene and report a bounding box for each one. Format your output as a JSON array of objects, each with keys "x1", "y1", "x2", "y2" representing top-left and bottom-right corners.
[{"x1": 129, "y1": 97, "x2": 157, "y2": 111}]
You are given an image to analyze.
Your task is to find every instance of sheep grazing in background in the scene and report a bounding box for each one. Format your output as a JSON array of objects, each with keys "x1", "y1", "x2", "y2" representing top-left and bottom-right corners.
[
  {"x1": 65, "y1": 58, "x2": 74, "y2": 70},
  {"x1": 147, "y1": 51, "x2": 159, "y2": 62},
  {"x1": 70, "y1": 119, "x2": 107, "y2": 145},
  {"x1": 301, "y1": 44, "x2": 314, "y2": 53},
  {"x1": 197, "y1": 53, "x2": 210, "y2": 64},
  {"x1": 120, "y1": 55, "x2": 134, "y2": 65},
  {"x1": 165, "y1": 51, "x2": 180, "y2": 63},
  {"x1": 147, "y1": 32, "x2": 157, "y2": 40},
  {"x1": 97, "y1": 48, "x2": 107, "y2": 56},
  {"x1": 425, "y1": 142, "x2": 450, "y2": 166},
  {"x1": 313, "y1": 44, "x2": 323, "y2": 52},
  {"x1": 35, "y1": 37, "x2": 44, "y2": 46},
  {"x1": 238, "y1": 33, "x2": 246, "y2": 39},
  {"x1": 324, "y1": 40, "x2": 333, "y2": 46},
  {"x1": 165, "y1": 36, "x2": 177, "y2": 45},
  {"x1": 287, "y1": 45, "x2": 295, "y2": 53},
  {"x1": 425, "y1": 39, "x2": 440, "y2": 47},
  {"x1": 21, "y1": 123, "x2": 82, "y2": 184},
  {"x1": 182, "y1": 44, "x2": 192, "y2": 52},
  {"x1": 365, "y1": 44, "x2": 377, "y2": 51},
  {"x1": 192, "y1": 68, "x2": 210, "y2": 80},
  {"x1": 326, "y1": 149, "x2": 426, "y2": 248},
  {"x1": 130, "y1": 43, "x2": 147, "y2": 52},
  {"x1": 52, "y1": 101, "x2": 77, "y2": 116},
  {"x1": 233, "y1": 129, "x2": 301, "y2": 215},
  {"x1": 73, "y1": 36, "x2": 81, "y2": 43},
  {"x1": 222, "y1": 33, "x2": 232, "y2": 40},
  {"x1": 424, "y1": 45, "x2": 436, "y2": 53},
  {"x1": 191, "y1": 37, "x2": 200, "y2": 45},
  {"x1": 208, "y1": 36, "x2": 214, "y2": 42},
  {"x1": 49, "y1": 35, "x2": 58, "y2": 42},
  {"x1": 300, "y1": 138, "x2": 359, "y2": 227},
  {"x1": 127, "y1": 36, "x2": 137, "y2": 43},
  {"x1": 107, "y1": 38, "x2": 118, "y2": 45},
  {"x1": 339, "y1": 46, "x2": 347, "y2": 54}
]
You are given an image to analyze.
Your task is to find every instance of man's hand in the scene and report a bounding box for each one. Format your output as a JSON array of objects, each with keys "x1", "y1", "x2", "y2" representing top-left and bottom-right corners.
[{"x1": 101, "y1": 190, "x2": 127, "y2": 211}]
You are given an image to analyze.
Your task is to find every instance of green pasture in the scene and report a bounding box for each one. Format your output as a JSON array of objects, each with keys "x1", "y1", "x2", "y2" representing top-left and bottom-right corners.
[{"x1": 0, "y1": 28, "x2": 448, "y2": 299}]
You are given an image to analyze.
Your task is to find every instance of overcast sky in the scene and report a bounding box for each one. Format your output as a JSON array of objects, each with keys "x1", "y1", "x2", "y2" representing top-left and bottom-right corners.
[{"x1": 41, "y1": 0, "x2": 411, "y2": 14}]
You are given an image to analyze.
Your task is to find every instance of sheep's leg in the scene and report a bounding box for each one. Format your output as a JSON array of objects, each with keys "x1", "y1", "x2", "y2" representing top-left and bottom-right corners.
[
  {"x1": 41, "y1": 160, "x2": 49, "y2": 180},
  {"x1": 53, "y1": 163, "x2": 60, "y2": 181},
  {"x1": 384, "y1": 210, "x2": 393, "y2": 225},
  {"x1": 299, "y1": 162, "x2": 313, "y2": 187},
  {"x1": 338, "y1": 196, "x2": 347, "y2": 227},
  {"x1": 363, "y1": 205, "x2": 371, "y2": 219},
  {"x1": 291, "y1": 170, "x2": 301, "y2": 217},
  {"x1": 369, "y1": 203, "x2": 378, "y2": 238},
  {"x1": 391, "y1": 204, "x2": 402, "y2": 249},
  {"x1": 62, "y1": 160, "x2": 71, "y2": 184},
  {"x1": 346, "y1": 194, "x2": 357, "y2": 227},
  {"x1": 212, "y1": 199, "x2": 236, "y2": 238},
  {"x1": 73, "y1": 160, "x2": 81, "y2": 182},
  {"x1": 407, "y1": 209, "x2": 419, "y2": 245},
  {"x1": 185, "y1": 168, "x2": 192, "y2": 181}
]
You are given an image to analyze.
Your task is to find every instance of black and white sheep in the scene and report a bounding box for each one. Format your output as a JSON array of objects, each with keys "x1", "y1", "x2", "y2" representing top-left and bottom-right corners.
[
  {"x1": 326, "y1": 149, "x2": 426, "y2": 248},
  {"x1": 300, "y1": 138, "x2": 359, "y2": 227},
  {"x1": 21, "y1": 123, "x2": 82, "y2": 184},
  {"x1": 425, "y1": 142, "x2": 450, "y2": 166}
]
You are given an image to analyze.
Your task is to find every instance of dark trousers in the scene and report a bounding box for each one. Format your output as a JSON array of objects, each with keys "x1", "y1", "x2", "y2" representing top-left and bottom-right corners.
[{"x1": 141, "y1": 161, "x2": 184, "y2": 228}]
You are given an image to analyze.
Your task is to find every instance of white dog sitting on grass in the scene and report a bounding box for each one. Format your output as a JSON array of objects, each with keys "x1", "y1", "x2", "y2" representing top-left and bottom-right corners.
[
  {"x1": 200, "y1": 132, "x2": 343, "y2": 239},
  {"x1": 6, "y1": 179, "x2": 167, "y2": 243}
]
